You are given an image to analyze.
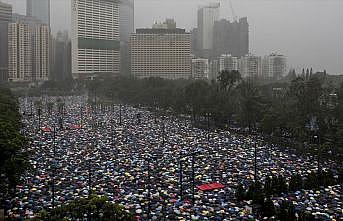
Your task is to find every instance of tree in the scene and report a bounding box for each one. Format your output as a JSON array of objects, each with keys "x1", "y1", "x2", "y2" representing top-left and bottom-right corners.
[
  {"x1": 184, "y1": 80, "x2": 211, "y2": 124},
  {"x1": 37, "y1": 196, "x2": 134, "y2": 221},
  {"x1": 235, "y1": 183, "x2": 246, "y2": 201},
  {"x1": 217, "y1": 70, "x2": 241, "y2": 92},
  {"x1": 278, "y1": 201, "x2": 296, "y2": 221},
  {"x1": 0, "y1": 87, "x2": 29, "y2": 210},
  {"x1": 237, "y1": 80, "x2": 266, "y2": 132},
  {"x1": 289, "y1": 174, "x2": 303, "y2": 192},
  {"x1": 262, "y1": 197, "x2": 276, "y2": 218}
]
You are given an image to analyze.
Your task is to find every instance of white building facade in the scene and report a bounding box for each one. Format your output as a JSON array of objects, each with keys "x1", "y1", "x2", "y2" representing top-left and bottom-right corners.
[
  {"x1": 31, "y1": 25, "x2": 50, "y2": 81},
  {"x1": 262, "y1": 53, "x2": 287, "y2": 80},
  {"x1": 71, "y1": 0, "x2": 120, "y2": 79},
  {"x1": 239, "y1": 54, "x2": 262, "y2": 78},
  {"x1": 219, "y1": 54, "x2": 238, "y2": 72},
  {"x1": 8, "y1": 15, "x2": 50, "y2": 82},
  {"x1": 197, "y1": 3, "x2": 220, "y2": 51},
  {"x1": 8, "y1": 22, "x2": 32, "y2": 81},
  {"x1": 192, "y1": 58, "x2": 209, "y2": 79}
]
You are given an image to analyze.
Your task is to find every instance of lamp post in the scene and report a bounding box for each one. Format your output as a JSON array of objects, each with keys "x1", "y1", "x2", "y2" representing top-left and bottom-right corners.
[
  {"x1": 119, "y1": 103, "x2": 122, "y2": 125},
  {"x1": 162, "y1": 116, "x2": 165, "y2": 145},
  {"x1": 179, "y1": 150, "x2": 183, "y2": 201},
  {"x1": 80, "y1": 105, "x2": 83, "y2": 127},
  {"x1": 306, "y1": 116, "x2": 321, "y2": 174},
  {"x1": 147, "y1": 155, "x2": 151, "y2": 219},
  {"x1": 88, "y1": 142, "x2": 93, "y2": 198},
  {"x1": 207, "y1": 112, "x2": 210, "y2": 141},
  {"x1": 254, "y1": 141, "x2": 257, "y2": 183},
  {"x1": 38, "y1": 107, "x2": 41, "y2": 131},
  {"x1": 52, "y1": 126, "x2": 56, "y2": 212},
  {"x1": 191, "y1": 149, "x2": 195, "y2": 205}
]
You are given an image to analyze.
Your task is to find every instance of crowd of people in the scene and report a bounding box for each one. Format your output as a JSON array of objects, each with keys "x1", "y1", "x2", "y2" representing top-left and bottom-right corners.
[{"x1": 5, "y1": 96, "x2": 342, "y2": 220}]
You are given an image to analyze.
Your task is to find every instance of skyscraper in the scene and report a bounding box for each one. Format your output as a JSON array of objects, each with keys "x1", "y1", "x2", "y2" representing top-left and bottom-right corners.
[
  {"x1": 239, "y1": 54, "x2": 262, "y2": 78},
  {"x1": 0, "y1": 1, "x2": 12, "y2": 81},
  {"x1": 219, "y1": 54, "x2": 238, "y2": 72},
  {"x1": 192, "y1": 58, "x2": 209, "y2": 80},
  {"x1": 26, "y1": 0, "x2": 50, "y2": 25},
  {"x1": 71, "y1": 0, "x2": 120, "y2": 79},
  {"x1": 131, "y1": 27, "x2": 191, "y2": 79},
  {"x1": 120, "y1": 0, "x2": 134, "y2": 43},
  {"x1": 262, "y1": 53, "x2": 287, "y2": 80},
  {"x1": 197, "y1": 3, "x2": 220, "y2": 57},
  {"x1": 8, "y1": 22, "x2": 32, "y2": 81},
  {"x1": 52, "y1": 31, "x2": 71, "y2": 81},
  {"x1": 213, "y1": 17, "x2": 249, "y2": 58},
  {"x1": 8, "y1": 14, "x2": 50, "y2": 82},
  {"x1": 120, "y1": 0, "x2": 134, "y2": 76}
]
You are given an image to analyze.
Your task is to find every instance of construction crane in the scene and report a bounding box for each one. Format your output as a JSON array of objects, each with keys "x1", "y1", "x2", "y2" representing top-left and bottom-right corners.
[{"x1": 227, "y1": 0, "x2": 238, "y2": 22}]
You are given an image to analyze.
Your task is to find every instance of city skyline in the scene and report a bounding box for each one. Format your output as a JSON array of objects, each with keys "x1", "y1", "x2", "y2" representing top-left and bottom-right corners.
[{"x1": 2, "y1": 0, "x2": 343, "y2": 75}]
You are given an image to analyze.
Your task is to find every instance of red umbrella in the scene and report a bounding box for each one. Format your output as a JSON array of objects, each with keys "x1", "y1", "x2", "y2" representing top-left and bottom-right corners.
[
  {"x1": 41, "y1": 127, "x2": 52, "y2": 132},
  {"x1": 197, "y1": 182, "x2": 225, "y2": 191}
]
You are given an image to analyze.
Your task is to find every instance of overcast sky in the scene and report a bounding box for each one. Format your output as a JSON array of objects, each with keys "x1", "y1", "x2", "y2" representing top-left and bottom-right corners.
[{"x1": 2, "y1": 0, "x2": 343, "y2": 75}]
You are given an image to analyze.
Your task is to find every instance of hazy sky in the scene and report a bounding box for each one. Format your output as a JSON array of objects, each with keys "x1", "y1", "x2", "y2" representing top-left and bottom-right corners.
[{"x1": 3, "y1": 0, "x2": 343, "y2": 74}]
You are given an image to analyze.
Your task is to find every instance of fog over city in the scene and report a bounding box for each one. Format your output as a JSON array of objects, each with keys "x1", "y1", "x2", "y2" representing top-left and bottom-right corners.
[
  {"x1": 3, "y1": 0, "x2": 343, "y2": 74},
  {"x1": 1, "y1": 0, "x2": 343, "y2": 220}
]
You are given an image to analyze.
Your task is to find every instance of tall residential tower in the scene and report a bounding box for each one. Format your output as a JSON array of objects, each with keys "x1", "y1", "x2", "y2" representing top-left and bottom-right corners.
[
  {"x1": 71, "y1": 0, "x2": 120, "y2": 79},
  {"x1": 197, "y1": 3, "x2": 220, "y2": 58},
  {"x1": 0, "y1": 1, "x2": 12, "y2": 81},
  {"x1": 8, "y1": 14, "x2": 49, "y2": 82},
  {"x1": 120, "y1": 0, "x2": 134, "y2": 76}
]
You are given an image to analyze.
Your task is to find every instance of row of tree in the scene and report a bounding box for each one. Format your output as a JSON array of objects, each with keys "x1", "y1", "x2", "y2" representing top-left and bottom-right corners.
[
  {"x1": 36, "y1": 195, "x2": 134, "y2": 221},
  {"x1": 236, "y1": 171, "x2": 337, "y2": 203},
  {"x1": 256, "y1": 198, "x2": 318, "y2": 221},
  {"x1": 0, "y1": 86, "x2": 29, "y2": 210},
  {"x1": 84, "y1": 71, "x2": 343, "y2": 161},
  {"x1": 235, "y1": 171, "x2": 337, "y2": 219}
]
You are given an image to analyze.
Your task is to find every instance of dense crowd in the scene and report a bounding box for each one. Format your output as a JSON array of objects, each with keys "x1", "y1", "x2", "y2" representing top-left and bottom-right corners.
[{"x1": 5, "y1": 96, "x2": 342, "y2": 220}]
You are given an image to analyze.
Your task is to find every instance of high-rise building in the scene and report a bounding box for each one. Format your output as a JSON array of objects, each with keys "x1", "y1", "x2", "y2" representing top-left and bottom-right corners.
[
  {"x1": 213, "y1": 17, "x2": 249, "y2": 58},
  {"x1": 0, "y1": 1, "x2": 11, "y2": 22},
  {"x1": 71, "y1": 0, "x2": 120, "y2": 79},
  {"x1": 197, "y1": 3, "x2": 220, "y2": 57},
  {"x1": 120, "y1": 0, "x2": 134, "y2": 76},
  {"x1": 26, "y1": 0, "x2": 50, "y2": 25},
  {"x1": 8, "y1": 14, "x2": 49, "y2": 82},
  {"x1": 262, "y1": 53, "x2": 287, "y2": 80},
  {"x1": 192, "y1": 58, "x2": 209, "y2": 80},
  {"x1": 190, "y1": 27, "x2": 200, "y2": 56},
  {"x1": 219, "y1": 54, "x2": 238, "y2": 72},
  {"x1": 239, "y1": 54, "x2": 262, "y2": 78},
  {"x1": 120, "y1": 0, "x2": 134, "y2": 43},
  {"x1": 52, "y1": 31, "x2": 71, "y2": 81},
  {"x1": 131, "y1": 28, "x2": 191, "y2": 79},
  {"x1": 8, "y1": 22, "x2": 32, "y2": 81},
  {"x1": 0, "y1": 1, "x2": 12, "y2": 81},
  {"x1": 31, "y1": 24, "x2": 50, "y2": 81}
]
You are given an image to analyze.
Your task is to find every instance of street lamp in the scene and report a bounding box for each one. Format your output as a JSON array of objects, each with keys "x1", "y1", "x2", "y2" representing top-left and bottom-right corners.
[
  {"x1": 306, "y1": 116, "x2": 321, "y2": 174},
  {"x1": 254, "y1": 140, "x2": 257, "y2": 183},
  {"x1": 162, "y1": 116, "x2": 166, "y2": 145},
  {"x1": 52, "y1": 126, "x2": 56, "y2": 212},
  {"x1": 191, "y1": 148, "x2": 195, "y2": 205},
  {"x1": 146, "y1": 154, "x2": 151, "y2": 219},
  {"x1": 179, "y1": 149, "x2": 183, "y2": 201},
  {"x1": 119, "y1": 103, "x2": 122, "y2": 125}
]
